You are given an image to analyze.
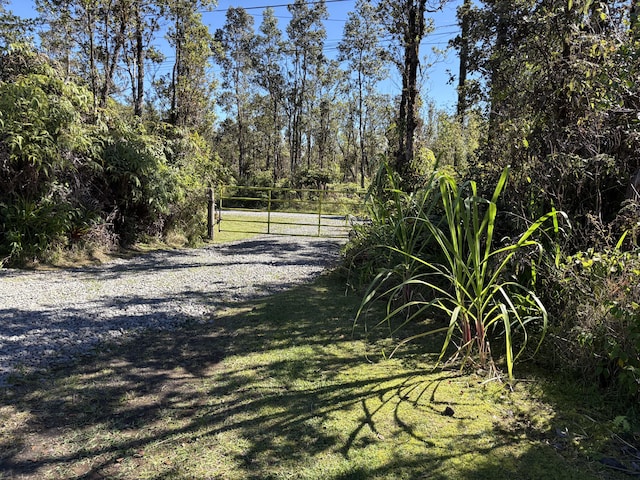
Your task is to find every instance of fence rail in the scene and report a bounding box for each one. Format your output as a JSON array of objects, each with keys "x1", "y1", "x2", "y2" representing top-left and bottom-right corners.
[{"x1": 209, "y1": 185, "x2": 366, "y2": 239}]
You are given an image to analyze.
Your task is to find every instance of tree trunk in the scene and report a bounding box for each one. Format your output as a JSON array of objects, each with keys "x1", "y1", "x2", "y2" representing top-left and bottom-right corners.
[
  {"x1": 170, "y1": 18, "x2": 182, "y2": 126},
  {"x1": 134, "y1": 1, "x2": 144, "y2": 117},
  {"x1": 86, "y1": 7, "x2": 98, "y2": 113},
  {"x1": 456, "y1": 0, "x2": 471, "y2": 122},
  {"x1": 100, "y1": 10, "x2": 126, "y2": 108},
  {"x1": 486, "y1": 5, "x2": 508, "y2": 156},
  {"x1": 395, "y1": 0, "x2": 427, "y2": 184}
]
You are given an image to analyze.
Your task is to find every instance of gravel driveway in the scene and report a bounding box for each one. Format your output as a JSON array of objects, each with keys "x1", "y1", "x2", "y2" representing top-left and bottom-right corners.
[{"x1": 0, "y1": 236, "x2": 345, "y2": 385}]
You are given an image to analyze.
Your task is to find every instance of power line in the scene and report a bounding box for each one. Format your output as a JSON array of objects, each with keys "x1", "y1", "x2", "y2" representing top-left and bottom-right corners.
[
  {"x1": 203, "y1": 0, "x2": 354, "y2": 14},
  {"x1": 152, "y1": 33, "x2": 455, "y2": 73}
]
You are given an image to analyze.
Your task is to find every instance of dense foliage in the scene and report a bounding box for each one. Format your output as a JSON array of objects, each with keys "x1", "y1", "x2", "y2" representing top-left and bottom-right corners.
[
  {"x1": 0, "y1": 45, "x2": 223, "y2": 265},
  {"x1": 346, "y1": 0, "x2": 640, "y2": 407},
  {"x1": 541, "y1": 247, "x2": 640, "y2": 402},
  {"x1": 457, "y1": 0, "x2": 640, "y2": 403},
  {"x1": 458, "y1": 0, "x2": 640, "y2": 249}
]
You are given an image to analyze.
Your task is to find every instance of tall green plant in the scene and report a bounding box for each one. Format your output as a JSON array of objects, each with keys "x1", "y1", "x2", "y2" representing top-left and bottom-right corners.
[
  {"x1": 356, "y1": 166, "x2": 563, "y2": 383},
  {"x1": 345, "y1": 160, "x2": 435, "y2": 291}
]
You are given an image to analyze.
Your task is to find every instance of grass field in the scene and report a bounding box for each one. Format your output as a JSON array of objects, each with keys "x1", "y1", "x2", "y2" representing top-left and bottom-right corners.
[{"x1": 0, "y1": 271, "x2": 637, "y2": 479}]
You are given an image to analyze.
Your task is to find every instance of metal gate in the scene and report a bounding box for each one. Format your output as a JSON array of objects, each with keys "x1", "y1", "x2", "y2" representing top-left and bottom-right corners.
[{"x1": 213, "y1": 185, "x2": 366, "y2": 239}]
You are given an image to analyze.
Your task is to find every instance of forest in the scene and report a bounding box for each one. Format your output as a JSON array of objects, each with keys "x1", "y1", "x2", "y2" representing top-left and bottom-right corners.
[{"x1": 1, "y1": 0, "x2": 639, "y2": 406}]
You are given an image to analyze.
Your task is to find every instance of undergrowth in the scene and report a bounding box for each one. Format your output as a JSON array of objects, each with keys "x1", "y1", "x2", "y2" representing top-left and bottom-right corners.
[{"x1": 348, "y1": 162, "x2": 562, "y2": 384}]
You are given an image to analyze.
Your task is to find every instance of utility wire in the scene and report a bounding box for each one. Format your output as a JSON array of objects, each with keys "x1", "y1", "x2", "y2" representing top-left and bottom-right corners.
[{"x1": 202, "y1": 0, "x2": 354, "y2": 14}]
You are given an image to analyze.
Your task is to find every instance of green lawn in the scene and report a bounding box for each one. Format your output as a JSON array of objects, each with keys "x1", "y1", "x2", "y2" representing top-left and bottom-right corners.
[{"x1": 0, "y1": 272, "x2": 636, "y2": 479}]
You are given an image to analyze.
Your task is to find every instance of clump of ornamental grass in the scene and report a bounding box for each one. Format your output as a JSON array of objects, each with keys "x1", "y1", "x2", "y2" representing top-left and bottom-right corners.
[{"x1": 355, "y1": 164, "x2": 564, "y2": 384}]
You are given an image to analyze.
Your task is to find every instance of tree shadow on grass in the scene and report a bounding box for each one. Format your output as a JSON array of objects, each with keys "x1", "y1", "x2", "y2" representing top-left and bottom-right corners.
[
  {"x1": 0, "y1": 274, "x2": 628, "y2": 480},
  {"x1": 0, "y1": 274, "x2": 373, "y2": 478}
]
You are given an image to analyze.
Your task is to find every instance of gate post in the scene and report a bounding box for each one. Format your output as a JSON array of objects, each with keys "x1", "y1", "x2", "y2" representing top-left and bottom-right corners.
[
  {"x1": 207, "y1": 186, "x2": 215, "y2": 241},
  {"x1": 317, "y1": 190, "x2": 323, "y2": 237}
]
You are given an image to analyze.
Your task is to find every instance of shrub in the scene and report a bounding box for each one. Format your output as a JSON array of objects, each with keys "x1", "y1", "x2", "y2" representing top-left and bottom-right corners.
[
  {"x1": 0, "y1": 196, "x2": 71, "y2": 264},
  {"x1": 542, "y1": 247, "x2": 640, "y2": 404},
  {"x1": 163, "y1": 127, "x2": 225, "y2": 244},
  {"x1": 0, "y1": 46, "x2": 97, "y2": 264},
  {"x1": 344, "y1": 161, "x2": 434, "y2": 288},
  {"x1": 293, "y1": 166, "x2": 337, "y2": 190},
  {"x1": 0, "y1": 46, "x2": 224, "y2": 262},
  {"x1": 99, "y1": 119, "x2": 177, "y2": 245}
]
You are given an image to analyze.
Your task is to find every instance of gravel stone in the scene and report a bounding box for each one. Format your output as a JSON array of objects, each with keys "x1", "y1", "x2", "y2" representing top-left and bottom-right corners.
[{"x1": 0, "y1": 235, "x2": 345, "y2": 385}]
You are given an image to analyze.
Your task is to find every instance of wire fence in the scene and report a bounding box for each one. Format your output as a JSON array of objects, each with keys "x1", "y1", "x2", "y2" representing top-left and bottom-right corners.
[{"x1": 210, "y1": 185, "x2": 367, "y2": 239}]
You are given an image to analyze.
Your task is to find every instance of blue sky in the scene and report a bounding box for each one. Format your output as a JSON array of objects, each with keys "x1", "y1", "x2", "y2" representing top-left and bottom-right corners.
[{"x1": 7, "y1": 0, "x2": 462, "y2": 110}]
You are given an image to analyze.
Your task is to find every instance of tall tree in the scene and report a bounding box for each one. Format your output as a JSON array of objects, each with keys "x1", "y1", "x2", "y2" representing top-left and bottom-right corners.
[
  {"x1": 123, "y1": 0, "x2": 164, "y2": 117},
  {"x1": 35, "y1": 0, "x2": 75, "y2": 78},
  {"x1": 97, "y1": 0, "x2": 129, "y2": 107},
  {"x1": 36, "y1": 0, "x2": 125, "y2": 111},
  {"x1": 37, "y1": 0, "x2": 163, "y2": 116},
  {"x1": 312, "y1": 58, "x2": 343, "y2": 172},
  {"x1": 378, "y1": 0, "x2": 448, "y2": 185},
  {"x1": 0, "y1": 0, "x2": 35, "y2": 49},
  {"x1": 126, "y1": 0, "x2": 159, "y2": 117},
  {"x1": 160, "y1": 0, "x2": 215, "y2": 130},
  {"x1": 214, "y1": 7, "x2": 256, "y2": 180},
  {"x1": 285, "y1": 0, "x2": 328, "y2": 173},
  {"x1": 338, "y1": 0, "x2": 388, "y2": 187},
  {"x1": 255, "y1": 8, "x2": 286, "y2": 180},
  {"x1": 455, "y1": 0, "x2": 472, "y2": 121}
]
